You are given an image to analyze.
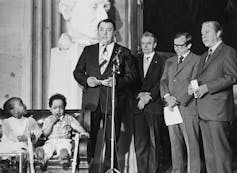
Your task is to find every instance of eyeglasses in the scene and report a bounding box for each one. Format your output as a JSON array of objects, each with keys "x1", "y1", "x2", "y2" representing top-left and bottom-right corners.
[{"x1": 173, "y1": 43, "x2": 187, "y2": 48}]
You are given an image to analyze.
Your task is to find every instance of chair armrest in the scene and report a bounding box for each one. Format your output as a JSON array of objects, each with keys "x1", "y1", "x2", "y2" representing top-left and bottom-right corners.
[{"x1": 78, "y1": 134, "x2": 89, "y2": 172}]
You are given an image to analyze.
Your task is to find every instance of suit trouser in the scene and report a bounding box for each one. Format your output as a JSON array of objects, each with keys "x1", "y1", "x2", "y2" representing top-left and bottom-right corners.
[
  {"x1": 199, "y1": 119, "x2": 232, "y2": 173},
  {"x1": 134, "y1": 112, "x2": 161, "y2": 173},
  {"x1": 90, "y1": 106, "x2": 121, "y2": 169},
  {"x1": 168, "y1": 115, "x2": 200, "y2": 173}
]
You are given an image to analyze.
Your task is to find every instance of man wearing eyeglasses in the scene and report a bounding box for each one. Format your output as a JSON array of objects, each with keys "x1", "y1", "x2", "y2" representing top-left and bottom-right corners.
[{"x1": 160, "y1": 32, "x2": 201, "y2": 173}]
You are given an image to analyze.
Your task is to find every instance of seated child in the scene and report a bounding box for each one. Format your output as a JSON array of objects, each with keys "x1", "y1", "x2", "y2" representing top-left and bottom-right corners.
[
  {"x1": 0, "y1": 97, "x2": 42, "y2": 154},
  {"x1": 36, "y1": 94, "x2": 89, "y2": 170}
]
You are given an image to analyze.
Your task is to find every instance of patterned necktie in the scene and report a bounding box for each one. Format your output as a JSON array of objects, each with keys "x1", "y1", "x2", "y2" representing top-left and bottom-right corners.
[
  {"x1": 178, "y1": 56, "x2": 184, "y2": 64},
  {"x1": 99, "y1": 46, "x2": 108, "y2": 74},
  {"x1": 205, "y1": 48, "x2": 212, "y2": 62}
]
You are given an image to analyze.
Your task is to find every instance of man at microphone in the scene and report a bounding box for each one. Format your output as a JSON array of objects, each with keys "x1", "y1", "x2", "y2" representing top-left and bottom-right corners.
[{"x1": 73, "y1": 18, "x2": 137, "y2": 170}]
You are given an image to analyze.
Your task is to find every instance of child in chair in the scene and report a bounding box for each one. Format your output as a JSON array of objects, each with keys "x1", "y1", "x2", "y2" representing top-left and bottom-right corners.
[
  {"x1": 36, "y1": 93, "x2": 89, "y2": 170},
  {"x1": 0, "y1": 97, "x2": 42, "y2": 154}
]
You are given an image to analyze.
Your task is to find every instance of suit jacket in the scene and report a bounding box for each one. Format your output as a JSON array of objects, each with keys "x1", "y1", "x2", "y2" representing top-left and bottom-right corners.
[
  {"x1": 133, "y1": 52, "x2": 165, "y2": 114},
  {"x1": 73, "y1": 43, "x2": 137, "y2": 114},
  {"x1": 196, "y1": 43, "x2": 237, "y2": 122},
  {"x1": 160, "y1": 52, "x2": 200, "y2": 116}
]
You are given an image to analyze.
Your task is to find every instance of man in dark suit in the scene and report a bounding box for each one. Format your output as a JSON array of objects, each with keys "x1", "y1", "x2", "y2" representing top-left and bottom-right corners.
[
  {"x1": 133, "y1": 32, "x2": 165, "y2": 173},
  {"x1": 73, "y1": 19, "x2": 137, "y2": 169},
  {"x1": 160, "y1": 32, "x2": 201, "y2": 173},
  {"x1": 190, "y1": 21, "x2": 237, "y2": 173}
]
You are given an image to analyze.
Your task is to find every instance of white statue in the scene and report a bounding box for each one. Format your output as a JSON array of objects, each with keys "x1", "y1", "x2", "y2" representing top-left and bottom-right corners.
[{"x1": 48, "y1": 0, "x2": 110, "y2": 109}]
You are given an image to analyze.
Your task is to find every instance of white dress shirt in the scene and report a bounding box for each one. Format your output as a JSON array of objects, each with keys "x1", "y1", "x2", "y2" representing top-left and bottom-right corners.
[{"x1": 143, "y1": 52, "x2": 155, "y2": 77}]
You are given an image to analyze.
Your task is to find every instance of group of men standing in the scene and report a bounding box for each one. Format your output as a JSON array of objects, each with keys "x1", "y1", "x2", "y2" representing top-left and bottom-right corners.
[{"x1": 73, "y1": 18, "x2": 237, "y2": 173}]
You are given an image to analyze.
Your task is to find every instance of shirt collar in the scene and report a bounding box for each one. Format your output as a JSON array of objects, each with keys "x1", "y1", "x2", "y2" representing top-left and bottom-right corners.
[
  {"x1": 179, "y1": 50, "x2": 190, "y2": 60},
  {"x1": 209, "y1": 40, "x2": 222, "y2": 53},
  {"x1": 144, "y1": 51, "x2": 155, "y2": 59},
  {"x1": 99, "y1": 42, "x2": 115, "y2": 50}
]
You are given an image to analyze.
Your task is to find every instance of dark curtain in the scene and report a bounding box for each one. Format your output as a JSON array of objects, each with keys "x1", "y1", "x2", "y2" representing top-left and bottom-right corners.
[{"x1": 144, "y1": 0, "x2": 237, "y2": 54}]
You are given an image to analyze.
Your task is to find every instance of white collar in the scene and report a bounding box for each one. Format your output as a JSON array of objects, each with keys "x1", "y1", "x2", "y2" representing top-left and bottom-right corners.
[
  {"x1": 144, "y1": 52, "x2": 155, "y2": 59},
  {"x1": 179, "y1": 50, "x2": 190, "y2": 59},
  {"x1": 209, "y1": 40, "x2": 222, "y2": 53},
  {"x1": 99, "y1": 42, "x2": 115, "y2": 49}
]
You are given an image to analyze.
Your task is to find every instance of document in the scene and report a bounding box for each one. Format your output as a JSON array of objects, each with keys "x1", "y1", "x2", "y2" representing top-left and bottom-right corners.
[
  {"x1": 191, "y1": 79, "x2": 199, "y2": 98},
  {"x1": 191, "y1": 79, "x2": 199, "y2": 90},
  {"x1": 164, "y1": 106, "x2": 183, "y2": 126}
]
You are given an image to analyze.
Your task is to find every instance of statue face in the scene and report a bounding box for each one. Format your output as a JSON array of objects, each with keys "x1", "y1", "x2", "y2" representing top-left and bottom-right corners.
[
  {"x1": 98, "y1": 22, "x2": 115, "y2": 45},
  {"x1": 103, "y1": 0, "x2": 111, "y2": 12}
]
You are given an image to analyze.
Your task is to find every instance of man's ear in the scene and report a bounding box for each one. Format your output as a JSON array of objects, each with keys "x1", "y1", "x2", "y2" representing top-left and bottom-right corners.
[
  {"x1": 217, "y1": 30, "x2": 221, "y2": 38},
  {"x1": 187, "y1": 43, "x2": 192, "y2": 49}
]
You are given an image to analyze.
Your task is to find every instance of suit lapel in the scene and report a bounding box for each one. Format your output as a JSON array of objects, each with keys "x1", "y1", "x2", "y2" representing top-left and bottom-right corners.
[
  {"x1": 144, "y1": 53, "x2": 159, "y2": 79},
  {"x1": 92, "y1": 43, "x2": 101, "y2": 75},
  {"x1": 174, "y1": 52, "x2": 192, "y2": 78},
  {"x1": 199, "y1": 43, "x2": 224, "y2": 74},
  {"x1": 137, "y1": 54, "x2": 145, "y2": 80}
]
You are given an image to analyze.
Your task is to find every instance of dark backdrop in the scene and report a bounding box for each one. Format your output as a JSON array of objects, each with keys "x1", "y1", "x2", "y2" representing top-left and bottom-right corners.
[{"x1": 144, "y1": 0, "x2": 237, "y2": 55}]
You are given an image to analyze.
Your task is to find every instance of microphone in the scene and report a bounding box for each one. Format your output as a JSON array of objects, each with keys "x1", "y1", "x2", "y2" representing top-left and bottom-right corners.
[
  {"x1": 112, "y1": 48, "x2": 122, "y2": 65},
  {"x1": 112, "y1": 48, "x2": 122, "y2": 74}
]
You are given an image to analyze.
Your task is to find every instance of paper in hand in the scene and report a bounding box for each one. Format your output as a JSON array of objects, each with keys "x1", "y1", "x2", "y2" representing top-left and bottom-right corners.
[{"x1": 164, "y1": 106, "x2": 183, "y2": 126}]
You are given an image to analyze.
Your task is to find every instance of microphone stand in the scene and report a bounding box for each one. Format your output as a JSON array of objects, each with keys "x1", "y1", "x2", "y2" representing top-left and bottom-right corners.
[{"x1": 105, "y1": 55, "x2": 120, "y2": 173}]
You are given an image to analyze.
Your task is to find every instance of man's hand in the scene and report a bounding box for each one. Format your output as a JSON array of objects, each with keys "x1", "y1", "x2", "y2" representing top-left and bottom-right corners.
[
  {"x1": 165, "y1": 95, "x2": 178, "y2": 108},
  {"x1": 87, "y1": 76, "x2": 101, "y2": 87},
  {"x1": 137, "y1": 99, "x2": 146, "y2": 110},
  {"x1": 136, "y1": 92, "x2": 152, "y2": 105},
  {"x1": 194, "y1": 84, "x2": 208, "y2": 98},
  {"x1": 143, "y1": 94, "x2": 152, "y2": 104},
  {"x1": 188, "y1": 83, "x2": 195, "y2": 95},
  {"x1": 101, "y1": 77, "x2": 113, "y2": 87},
  {"x1": 137, "y1": 92, "x2": 150, "y2": 99}
]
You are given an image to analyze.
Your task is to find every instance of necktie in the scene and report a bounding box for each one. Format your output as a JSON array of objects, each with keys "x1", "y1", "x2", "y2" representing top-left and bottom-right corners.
[
  {"x1": 144, "y1": 56, "x2": 150, "y2": 77},
  {"x1": 178, "y1": 56, "x2": 184, "y2": 64},
  {"x1": 99, "y1": 46, "x2": 108, "y2": 74},
  {"x1": 205, "y1": 48, "x2": 212, "y2": 62}
]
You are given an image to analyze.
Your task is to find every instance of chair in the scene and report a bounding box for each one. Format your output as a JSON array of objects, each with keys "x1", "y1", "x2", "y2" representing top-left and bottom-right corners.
[
  {"x1": 0, "y1": 152, "x2": 28, "y2": 173},
  {"x1": 28, "y1": 109, "x2": 90, "y2": 173}
]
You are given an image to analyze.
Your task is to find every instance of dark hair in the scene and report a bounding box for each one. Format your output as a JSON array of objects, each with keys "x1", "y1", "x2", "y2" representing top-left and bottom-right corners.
[
  {"x1": 202, "y1": 21, "x2": 223, "y2": 38},
  {"x1": 49, "y1": 94, "x2": 67, "y2": 108},
  {"x1": 174, "y1": 32, "x2": 192, "y2": 45},
  {"x1": 3, "y1": 97, "x2": 21, "y2": 114},
  {"x1": 97, "y1": 18, "x2": 116, "y2": 31},
  {"x1": 142, "y1": 31, "x2": 157, "y2": 43}
]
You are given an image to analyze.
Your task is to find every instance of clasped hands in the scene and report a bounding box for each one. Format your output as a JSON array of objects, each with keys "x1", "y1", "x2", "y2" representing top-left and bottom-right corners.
[
  {"x1": 188, "y1": 83, "x2": 208, "y2": 98},
  {"x1": 87, "y1": 76, "x2": 113, "y2": 87},
  {"x1": 137, "y1": 92, "x2": 152, "y2": 110}
]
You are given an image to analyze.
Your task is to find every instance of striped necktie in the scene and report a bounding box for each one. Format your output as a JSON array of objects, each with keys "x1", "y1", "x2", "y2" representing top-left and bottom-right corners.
[
  {"x1": 205, "y1": 48, "x2": 212, "y2": 62},
  {"x1": 99, "y1": 46, "x2": 108, "y2": 74}
]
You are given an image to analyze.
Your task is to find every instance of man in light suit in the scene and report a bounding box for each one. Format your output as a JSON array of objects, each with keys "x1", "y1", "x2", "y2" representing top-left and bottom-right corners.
[
  {"x1": 73, "y1": 19, "x2": 137, "y2": 169},
  {"x1": 133, "y1": 32, "x2": 165, "y2": 173},
  {"x1": 160, "y1": 32, "x2": 201, "y2": 173},
  {"x1": 190, "y1": 21, "x2": 237, "y2": 173}
]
